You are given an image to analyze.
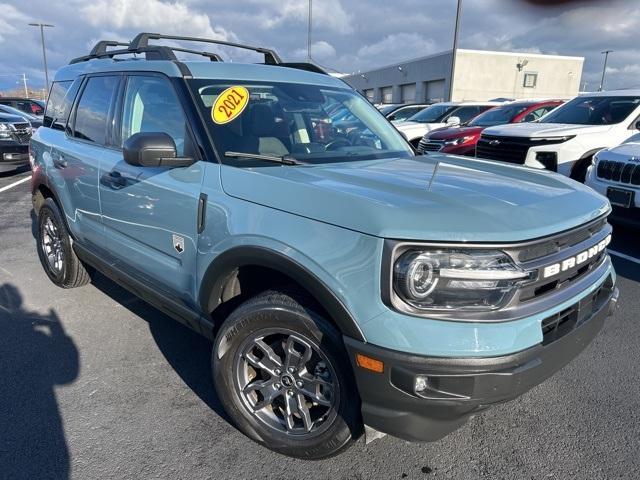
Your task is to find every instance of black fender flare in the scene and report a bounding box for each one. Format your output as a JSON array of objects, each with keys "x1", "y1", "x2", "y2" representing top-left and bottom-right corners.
[{"x1": 198, "y1": 246, "x2": 365, "y2": 341}]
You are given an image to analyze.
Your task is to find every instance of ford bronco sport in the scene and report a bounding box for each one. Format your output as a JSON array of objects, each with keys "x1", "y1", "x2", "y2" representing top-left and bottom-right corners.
[{"x1": 31, "y1": 34, "x2": 619, "y2": 459}]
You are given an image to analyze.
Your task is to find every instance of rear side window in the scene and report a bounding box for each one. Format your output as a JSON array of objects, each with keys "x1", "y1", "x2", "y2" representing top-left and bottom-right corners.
[
  {"x1": 44, "y1": 81, "x2": 74, "y2": 129},
  {"x1": 73, "y1": 76, "x2": 119, "y2": 145}
]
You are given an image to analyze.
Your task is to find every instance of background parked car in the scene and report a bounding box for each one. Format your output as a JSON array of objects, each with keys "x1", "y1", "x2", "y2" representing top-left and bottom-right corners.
[
  {"x1": 0, "y1": 97, "x2": 45, "y2": 118},
  {"x1": 417, "y1": 99, "x2": 563, "y2": 155},
  {"x1": 386, "y1": 103, "x2": 432, "y2": 122},
  {"x1": 586, "y1": 133, "x2": 640, "y2": 228},
  {"x1": 377, "y1": 104, "x2": 402, "y2": 114},
  {"x1": 0, "y1": 111, "x2": 31, "y2": 173},
  {"x1": 395, "y1": 101, "x2": 503, "y2": 148},
  {"x1": 477, "y1": 91, "x2": 640, "y2": 181},
  {"x1": 0, "y1": 104, "x2": 43, "y2": 130}
]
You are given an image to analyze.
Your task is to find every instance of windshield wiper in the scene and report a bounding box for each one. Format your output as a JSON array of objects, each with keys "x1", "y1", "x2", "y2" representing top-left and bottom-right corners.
[{"x1": 224, "y1": 151, "x2": 303, "y2": 166}]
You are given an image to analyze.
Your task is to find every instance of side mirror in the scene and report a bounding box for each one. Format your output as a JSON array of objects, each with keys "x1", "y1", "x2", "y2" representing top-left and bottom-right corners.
[
  {"x1": 446, "y1": 116, "x2": 461, "y2": 126},
  {"x1": 123, "y1": 132, "x2": 194, "y2": 167}
]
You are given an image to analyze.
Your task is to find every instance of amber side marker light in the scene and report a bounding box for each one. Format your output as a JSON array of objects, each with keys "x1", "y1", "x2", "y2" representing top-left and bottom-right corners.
[{"x1": 355, "y1": 353, "x2": 384, "y2": 373}]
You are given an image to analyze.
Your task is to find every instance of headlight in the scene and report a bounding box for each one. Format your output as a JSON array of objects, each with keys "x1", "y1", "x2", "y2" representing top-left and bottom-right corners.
[
  {"x1": 393, "y1": 249, "x2": 530, "y2": 312},
  {"x1": 0, "y1": 123, "x2": 11, "y2": 140},
  {"x1": 444, "y1": 135, "x2": 474, "y2": 146}
]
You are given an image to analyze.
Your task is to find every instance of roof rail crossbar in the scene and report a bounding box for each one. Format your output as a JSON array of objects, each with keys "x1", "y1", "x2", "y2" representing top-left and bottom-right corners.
[
  {"x1": 89, "y1": 40, "x2": 130, "y2": 56},
  {"x1": 129, "y1": 32, "x2": 282, "y2": 65},
  {"x1": 69, "y1": 46, "x2": 179, "y2": 64}
]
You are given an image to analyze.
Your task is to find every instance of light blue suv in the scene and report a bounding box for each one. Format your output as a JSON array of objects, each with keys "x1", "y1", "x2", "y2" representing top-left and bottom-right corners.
[{"x1": 31, "y1": 34, "x2": 619, "y2": 459}]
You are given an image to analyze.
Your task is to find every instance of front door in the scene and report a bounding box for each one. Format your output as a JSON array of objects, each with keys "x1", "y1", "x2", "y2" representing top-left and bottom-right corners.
[{"x1": 98, "y1": 74, "x2": 205, "y2": 305}]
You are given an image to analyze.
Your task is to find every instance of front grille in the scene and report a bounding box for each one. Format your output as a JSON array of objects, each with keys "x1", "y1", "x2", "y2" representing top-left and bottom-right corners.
[
  {"x1": 513, "y1": 218, "x2": 611, "y2": 303},
  {"x1": 476, "y1": 135, "x2": 569, "y2": 165},
  {"x1": 10, "y1": 123, "x2": 31, "y2": 145},
  {"x1": 597, "y1": 159, "x2": 640, "y2": 185},
  {"x1": 417, "y1": 138, "x2": 444, "y2": 153},
  {"x1": 541, "y1": 274, "x2": 613, "y2": 345}
]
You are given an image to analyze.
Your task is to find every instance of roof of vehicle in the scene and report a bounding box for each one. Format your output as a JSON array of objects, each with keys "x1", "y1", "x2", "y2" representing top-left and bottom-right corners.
[
  {"x1": 54, "y1": 33, "x2": 348, "y2": 90},
  {"x1": 579, "y1": 89, "x2": 640, "y2": 97},
  {"x1": 0, "y1": 97, "x2": 41, "y2": 101}
]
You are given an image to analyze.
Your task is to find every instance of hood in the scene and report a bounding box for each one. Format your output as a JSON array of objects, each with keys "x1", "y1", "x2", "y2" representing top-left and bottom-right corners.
[
  {"x1": 0, "y1": 113, "x2": 28, "y2": 123},
  {"x1": 394, "y1": 121, "x2": 445, "y2": 140},
  {"x1": 428, "y1": 125, "x2": 484, "y2": 140},
  {"x1": 483, "y1": 122, "x2": 613, "y2": 138},
  {"x1": 599, "y1": 141, "x2": 640, "y2": 160},
  {"x1": 220, "y1": 155, "x2": 609, "y2": 242}
]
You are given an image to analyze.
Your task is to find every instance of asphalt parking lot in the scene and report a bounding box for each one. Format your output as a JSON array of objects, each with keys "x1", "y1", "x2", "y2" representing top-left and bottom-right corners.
[{"x1": 1, "y1": 168, "x2": 639, "y2": 480}]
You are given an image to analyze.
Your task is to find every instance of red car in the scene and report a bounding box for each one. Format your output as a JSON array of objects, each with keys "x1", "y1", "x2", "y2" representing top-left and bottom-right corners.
[{"x1": 417, "y1": 100, "x2": 563, "y2": 156}]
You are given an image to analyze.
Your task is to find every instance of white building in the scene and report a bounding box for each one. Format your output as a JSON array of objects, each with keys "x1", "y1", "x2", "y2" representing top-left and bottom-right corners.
[{"x1": 343, "y1": 49, "x2": 584, "y2": 104}]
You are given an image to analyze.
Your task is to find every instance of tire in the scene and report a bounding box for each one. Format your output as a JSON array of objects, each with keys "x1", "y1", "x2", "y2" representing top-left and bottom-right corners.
[
  {"x1": 570, "y1": 157, "x2": 592, "y2": 183},
  {"x1": 36, "y1": 198, "x2": 91, "y2": 288},
  {"x1": 212, "y1": 290, "x2": 362, "y2": 459}
]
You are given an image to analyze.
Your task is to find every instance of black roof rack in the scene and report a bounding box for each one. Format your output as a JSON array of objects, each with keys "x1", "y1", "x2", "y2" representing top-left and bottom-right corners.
[
  {"x1": 129, "y1": 32, "x2": 282, "y2": 65},
  {"x1": 68, "y1": 33, "x2": 328, "y2": 77}
]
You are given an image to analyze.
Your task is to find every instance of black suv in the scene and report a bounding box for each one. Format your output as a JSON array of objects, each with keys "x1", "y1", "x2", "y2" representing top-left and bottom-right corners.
[{"x1": 0, "y1": 112, "x2": 31, "y2": 173}]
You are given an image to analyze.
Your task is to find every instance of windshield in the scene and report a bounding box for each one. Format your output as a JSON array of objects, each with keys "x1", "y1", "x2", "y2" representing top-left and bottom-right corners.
[
  {"x1": 540, "y1": 96, "x2": 640, "y2": 125},
  {"x1": 468, "y1": 104, "x2": 529, "y2": 127},
  {"x1": 406, "y1": 104, "x2": 456, "y2": 123},
  {"x1": 188, "y1": 80, "x2": 413, "y2": 165}
]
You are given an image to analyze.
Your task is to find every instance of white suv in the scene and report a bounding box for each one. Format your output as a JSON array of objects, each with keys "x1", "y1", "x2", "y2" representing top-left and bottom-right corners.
[
  {"x1": 394, "y1": 101, "x2": 502, "y2": 148},
  {"x1": 586, "y1": 133, "x2": 640, "y2": 227},
  {"x1": 477, "y1": 91, "x2": 640, "y2": 181}
]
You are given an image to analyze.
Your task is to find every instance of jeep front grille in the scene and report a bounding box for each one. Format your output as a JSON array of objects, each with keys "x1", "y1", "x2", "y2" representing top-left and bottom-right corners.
[{"x1": 597, "y1": 160, "x2": 640, "y2": 185}]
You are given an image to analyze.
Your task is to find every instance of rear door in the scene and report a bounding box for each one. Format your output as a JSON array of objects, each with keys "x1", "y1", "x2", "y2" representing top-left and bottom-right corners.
[
  {"x1": 59, "y1": 75, "x2": 121, "y2": 248},
  {"x1": 98, "y1": 73, "x2": 204, "y2": 303}
]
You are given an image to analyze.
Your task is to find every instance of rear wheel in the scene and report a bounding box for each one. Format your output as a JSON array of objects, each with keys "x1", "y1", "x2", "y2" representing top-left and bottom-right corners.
[
  {"x1": 36, "y1": 198, "x2": 91, "y2": 288},
  {"x1": 212, "y1": 290, "x2": 362, "y2": 459}
]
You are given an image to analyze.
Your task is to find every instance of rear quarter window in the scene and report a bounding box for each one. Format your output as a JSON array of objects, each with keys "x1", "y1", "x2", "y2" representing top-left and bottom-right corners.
[{"x1": 44, "y1": 81, "x2": 76, "y2": 130}]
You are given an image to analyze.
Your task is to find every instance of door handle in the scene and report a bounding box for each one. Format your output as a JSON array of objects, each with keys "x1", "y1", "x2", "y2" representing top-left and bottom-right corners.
[
  {"x1": 52, "y1": 153, "x2": 68, "y2": 169},
  {"x1": 102, "y1": 171, "x2": 127, "y2": 189}
]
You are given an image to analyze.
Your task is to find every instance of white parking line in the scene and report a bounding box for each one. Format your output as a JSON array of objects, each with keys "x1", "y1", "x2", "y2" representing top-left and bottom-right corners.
[
  {"x1": 609, "y1": 249, "x2": 640, "y2": 265},
  {"x1": 0, "y1": 175, "x2": 30, "y2": 193}
]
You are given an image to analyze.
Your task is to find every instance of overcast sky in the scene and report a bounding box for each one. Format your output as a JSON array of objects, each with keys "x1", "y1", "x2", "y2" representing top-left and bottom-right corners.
[{"x1": 0, "y1": 0, "x2": 637, "y2": 93}]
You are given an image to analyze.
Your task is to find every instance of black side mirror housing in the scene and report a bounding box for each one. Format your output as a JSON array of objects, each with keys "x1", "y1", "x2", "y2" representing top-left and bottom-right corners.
[{"x1": 123, "y1": 132, "x2": 194, "y2": 167}]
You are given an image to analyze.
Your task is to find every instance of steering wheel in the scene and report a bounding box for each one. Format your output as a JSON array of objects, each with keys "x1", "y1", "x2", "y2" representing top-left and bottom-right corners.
[{"x1": 324, "y1": 138, "x2": 352, "y2": 151}]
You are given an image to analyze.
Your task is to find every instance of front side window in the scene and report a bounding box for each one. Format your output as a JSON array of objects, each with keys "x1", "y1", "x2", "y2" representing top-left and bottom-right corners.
[
  {"x1": 73, "y1": 76, "x2": 119, "y2": 145},
  {"x1": 120, "y1": 75, "x2": 192, "y2": 156},
  {"x1": 388, "y1": 106, "x2": 424, "y2": 122},
  {"x1": 445, "y1": 105, "x2": 491, "y2": 124},
  {"x1": 540, "y1": 96, "x2": 640, "y2": 125},
  {"x1": 188, "y1": 79, "x2": 413, "y2": 166},
  {"x1": 406, "y1": 104, "x2": 457, "y2": 123}
]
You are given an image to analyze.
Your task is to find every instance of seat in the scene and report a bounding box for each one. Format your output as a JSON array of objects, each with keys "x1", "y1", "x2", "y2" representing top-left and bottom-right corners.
[{"x1": 245, "y1": 103, "x2": 290, "y2": 156}]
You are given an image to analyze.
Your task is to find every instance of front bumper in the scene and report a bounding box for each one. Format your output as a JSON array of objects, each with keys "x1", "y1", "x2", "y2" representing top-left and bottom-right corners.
[
  {"x1": 0, "y1": 143, "x2": 29, "y2": 173},
  {"x1": 345, "y1": 276, "x2": 618, "y2": 442}
]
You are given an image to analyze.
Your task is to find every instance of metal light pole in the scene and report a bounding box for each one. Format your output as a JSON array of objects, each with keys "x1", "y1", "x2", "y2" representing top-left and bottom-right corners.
[
  {"x1": 448, "y1": 0, "x2": 462, "y2": 101},
  {"x1": 307, "y1": 0, "x2": 312, "y2": 62},
  {"x1": 28, "y1": 23, "x2": 54, "y2": 97},
  {"x1": 22, "y1": 73, "x2": 28, "y2": 97},
  {"x1": 598, "y1": 50, "x2": 613, "y2": 92}
]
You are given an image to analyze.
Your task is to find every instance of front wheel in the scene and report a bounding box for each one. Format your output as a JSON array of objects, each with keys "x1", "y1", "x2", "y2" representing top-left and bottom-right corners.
[{"x1": 212, "y1": 290, "x2": 362, "y2": 459}]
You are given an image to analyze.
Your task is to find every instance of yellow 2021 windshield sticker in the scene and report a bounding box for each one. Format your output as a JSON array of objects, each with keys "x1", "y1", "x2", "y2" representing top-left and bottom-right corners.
[{"x1": 212, "y1": 86, "x2": 249, "y2": 124}]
